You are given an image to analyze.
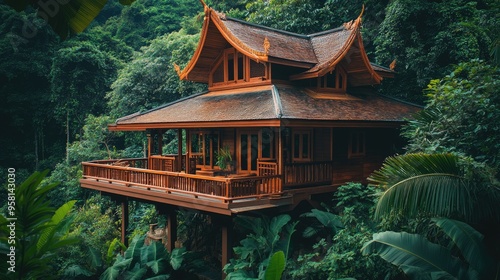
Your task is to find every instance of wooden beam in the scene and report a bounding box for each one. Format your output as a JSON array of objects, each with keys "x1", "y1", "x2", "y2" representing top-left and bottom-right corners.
[
  {"x1": 221, "y1": 216, "x2": 233, "y2": 279},
  {"x1": 177, "y1": 129, "x2": 183, "y2": 172},
  {"x1": 121, "y1": 199, "x2": 129, "y2": 247},
  {"x1": 147, "y1": 132, "x2": 152, "y2": 168},
  {"x1": 167, "y1": 210, "x2": 177, "y2": 253},
  {"x1": 158, "y1": 129, "x2": 163, "y2": 156},
  {"x1": 278, "y1": 125, "x2": 284, "y2": 188},
  {"x1": 186, "y1": 130, "x2": 191, "y2": 174}
]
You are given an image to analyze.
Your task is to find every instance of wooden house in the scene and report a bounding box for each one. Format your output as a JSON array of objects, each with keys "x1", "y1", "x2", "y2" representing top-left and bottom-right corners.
[{"x1": 80, "y1": 2, "x2": 420, "y2": 274}]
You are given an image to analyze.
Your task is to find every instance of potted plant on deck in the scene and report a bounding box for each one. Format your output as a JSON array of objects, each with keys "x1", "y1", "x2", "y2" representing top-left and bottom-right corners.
[{"x1": 216, "y1": 145, "x2": 233, "y2": 176}]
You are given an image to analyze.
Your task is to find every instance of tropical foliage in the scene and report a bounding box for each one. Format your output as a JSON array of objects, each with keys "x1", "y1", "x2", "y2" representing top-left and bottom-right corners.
[
  {"x1": 403, "y1": 60, "x2": 500, "y2": 173},
  {"x1": 100, "y1": 234, "x2": 200, "y2": 280},
  {"x1": 367, "y1": 152, "x2": 500, "y2": 279},
  {"x1": 224, "y1": 214, "x2": 297, "y2": 279},
  {"x1": 368, "y1": 153, "x2": 500, "y2": 225},
  {"x1": 362, "y1": 218, "x2": 500, "y2": 280},
  {"x1": 289, "y1": 183, "x2": 395, "y2": 280},
  {"x1": 2, "y1": 0, "x2": 500, "y2": 278},
  {"x1": 0, "y1": 171, "x2": 77, "y2": 280}
]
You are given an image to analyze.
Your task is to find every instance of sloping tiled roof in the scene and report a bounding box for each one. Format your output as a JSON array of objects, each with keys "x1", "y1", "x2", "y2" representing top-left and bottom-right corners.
[
  {"x1": 277, "y1": 86, "x2": 419, "y2": 121},
  {"x1": 221, "y1": 17, "x2": 317, "y2": 64},
  {"x1": 110, "y1": 85, "x2": 421, "y2": 130},
  {"x1": 113, "y1": 87, "x2": 278, "y2": 127},
  {"x1": 178, "y1": 5, "x2": 381, "y2": 84}
]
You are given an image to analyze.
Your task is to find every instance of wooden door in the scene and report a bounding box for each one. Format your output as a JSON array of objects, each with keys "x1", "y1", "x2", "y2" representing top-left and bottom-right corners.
[{"x1": 238, "y1": 131, "x2": 259, "y2": 173}]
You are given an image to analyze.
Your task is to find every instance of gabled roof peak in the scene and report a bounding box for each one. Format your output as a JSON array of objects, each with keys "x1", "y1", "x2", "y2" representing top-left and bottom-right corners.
[
  {"x1": 178, "y1": 3, "x2": 380, "y2": 85},
  {"x1": 218, "y1": 13, "x2": 310, "y2": 39}
]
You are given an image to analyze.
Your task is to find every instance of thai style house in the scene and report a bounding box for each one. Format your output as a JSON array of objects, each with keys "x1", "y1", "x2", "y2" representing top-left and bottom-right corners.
[{"x1": 80, "y1": 2, "x2": 420, "y2": 274}]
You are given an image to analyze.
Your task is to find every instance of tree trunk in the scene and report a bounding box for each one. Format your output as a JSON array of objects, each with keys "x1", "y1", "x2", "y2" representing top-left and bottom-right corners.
[{"x1": 66, "y1": 110, "x2": 69, "y2": 164}]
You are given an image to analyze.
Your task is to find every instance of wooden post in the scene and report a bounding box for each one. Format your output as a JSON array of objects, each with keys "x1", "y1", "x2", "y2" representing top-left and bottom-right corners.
[
  {"x1": 186, "y1": 130, "x2": 191, "y2": 174},
  {"x1": 147, "y1": 132, "x2": 152, "y2": 169},
  {"x1": 221, "y1": 216, "x2": 233, "y2": 278},
  {"x1": 278, "y1": 125, "x2": 284, "y2": 190},
  {"x1": 167, "y1": 210, "x2": 177, "y2": 253},
  {"x1": 177, "y1": 129, "x2": 183, "y2": 172},
  {"x1": 158, "y1": 129, "x2": 163, "y2": 156},
  {"x1": 121, "y1": 199, "x2": 129, "y2": 247}
]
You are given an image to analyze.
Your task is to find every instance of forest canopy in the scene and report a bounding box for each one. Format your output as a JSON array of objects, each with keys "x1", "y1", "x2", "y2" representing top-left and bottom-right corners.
[{"x1": 0, "y1": 0, "x2": 499, "y2": 279}]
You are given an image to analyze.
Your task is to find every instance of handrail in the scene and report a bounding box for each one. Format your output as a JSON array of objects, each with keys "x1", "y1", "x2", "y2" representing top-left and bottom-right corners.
[
  {"x1": 284, "y1": 161, "x2": 333, "y2": 186},
  {"x1": 82, "y1": 161, "x2": 282, "y2": 202}
]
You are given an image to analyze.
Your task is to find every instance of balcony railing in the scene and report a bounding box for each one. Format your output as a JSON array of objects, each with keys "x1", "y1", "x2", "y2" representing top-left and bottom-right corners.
[
  {"x1": 257, "y1": 160, "x2": 334, "y2": 187},
  {"x1": 284, "y1": 161, "x2": 333, "y2": 187},
  {"x1": 82, "y1": 158, "x2": 282, "y2": 203}
]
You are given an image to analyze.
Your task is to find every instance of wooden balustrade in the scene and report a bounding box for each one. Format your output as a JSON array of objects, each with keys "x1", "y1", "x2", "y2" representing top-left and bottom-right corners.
[
  {"x1": 82, "y1": 159, "x2": 282, "y2": 202},
  {"x1": 284, "y1": 161, "x2": 333, "y2": 186},
  {"x1": 149, "y1": 155, "x2": 177, "y2": 171},
  {"x1": 82, "y1": 158, "x2": 335, "y2": 200},
  {"x1": 257, "y1": 160, "x2": 278, "y2": 176}
]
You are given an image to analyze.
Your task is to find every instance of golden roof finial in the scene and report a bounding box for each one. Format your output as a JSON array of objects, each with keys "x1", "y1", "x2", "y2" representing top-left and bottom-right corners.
[
  {"x1": 358, "y1": 4, "x2": 365, "y2": 20},
  {"x1": 199, "y1": 0, "x2": 209, "y2": 13},
  {"x1": 173, "y1": 63, "x2": 181, "y2": 76},
  {"x1": 389, "y1": 59, "x2": 396, "y2": 70},
  {"x1": 263, "y1": 37, "x2": 270, "y2": 55},
  {"x1": 344, "y1": 5, "x2": 365, "y2": 30}
]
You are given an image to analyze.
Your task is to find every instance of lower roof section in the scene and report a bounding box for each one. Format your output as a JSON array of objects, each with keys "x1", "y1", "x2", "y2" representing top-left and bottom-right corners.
[{"x1": 109, "y1": 84, "x2": 420, "y2": 131}]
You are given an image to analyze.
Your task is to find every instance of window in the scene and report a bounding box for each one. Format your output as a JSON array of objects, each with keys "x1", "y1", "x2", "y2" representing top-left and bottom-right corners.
[
  {"x1": 190, "y1": 132, "x2": 219, "y2": 169},
  {"x1": 260, "y1": 129, "x2": 274, "y2": 159},
  {"x1": 238, "y1": 131, "x2": 259, "y2": 173},
  {"x1": 349, "y1": 131, "x2": 365, "y2": 158},
  {"x1": 210, "y1": 48, "x2": 268, "y2": 87},
  {"x1": 317, "y1": 67, "x2": 347, "y2": 92},
  {"x1": 292, "y1": 129, "x2": 312, "y2": 161}
]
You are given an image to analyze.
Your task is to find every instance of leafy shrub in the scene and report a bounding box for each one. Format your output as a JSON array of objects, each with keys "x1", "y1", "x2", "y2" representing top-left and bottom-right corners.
[
  {"x1": 100, "y1": 235, "x2": 201, "y2": 280},
  {"x1": 289, "y1": 183, "x2": 395, "y2": 280},
  {"x1": 224, "y1": 214, "x2": 297, "y2": 279}
]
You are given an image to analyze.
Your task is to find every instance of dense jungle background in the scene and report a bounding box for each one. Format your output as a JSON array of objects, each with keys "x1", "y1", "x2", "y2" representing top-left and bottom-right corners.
[{"x1": 0, "y1": 0, "x2": 499, "y2": 279}]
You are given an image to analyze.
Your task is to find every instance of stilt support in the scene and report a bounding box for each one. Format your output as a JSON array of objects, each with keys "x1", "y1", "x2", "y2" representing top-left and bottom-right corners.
[
  {"x1": 121, "y1": 199, "x2": 129, "y2": 247},
  {"x1": 167, "y1": 210, "x2": 178, "y2": 253},
  {"x1": 221, "y1": 216, "x2": 233, "y2": 279},
  {"x1": 156, "y1": 205, "x2": 178, "y2": 252}
]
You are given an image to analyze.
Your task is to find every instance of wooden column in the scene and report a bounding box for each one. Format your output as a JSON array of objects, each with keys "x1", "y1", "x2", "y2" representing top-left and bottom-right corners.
[
  {"x1": 167, "y1": 210, "x2": 177, "y2": 253},
  {"x1": 147, "y1": 132, "x2": 152, "y2": 168},
  {"x1": 221, "y1": 216, "x2": 233, "y2": 278},
  {"x1": 121, "y1": 199, "x2": 129, "y2": 247},
  {"x1": 158, "y1": 129, "x2": 163, "y2": 156},
  {"x1": 177, "y1": 129, "x2": 183, "y2": 172},
  {"x1": 156, "y1": 205, "x2": 178, "y2": 253},
  {"x1": 186, "y1": 130, "x2": 191, "y2": 174},
  {"x1": 278, "y1": 125, "x2": 285, "y2": 189}
]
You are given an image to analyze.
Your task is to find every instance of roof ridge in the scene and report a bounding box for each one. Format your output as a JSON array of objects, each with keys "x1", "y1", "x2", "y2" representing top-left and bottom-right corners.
[
  {"x1": 376, "y1": 93, "x2": 423, "y2": 108},
  {"x1": 307, "y1": 26, "x2": 345, "y2": 37},
  {"x1": 223, "y1": 15, "x2": 310, "y2": 39},
  {"x1": 271, "y1": 85, "x2": 283, "y2": 118}
]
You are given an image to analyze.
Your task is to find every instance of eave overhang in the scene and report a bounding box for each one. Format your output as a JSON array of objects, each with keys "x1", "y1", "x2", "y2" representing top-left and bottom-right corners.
[
  {"x1": 178, "y1": 6, "x2": 271, "y2": 83},
  {"x1": 289, "y1": 15, "x2": 382, "y2": 86}
]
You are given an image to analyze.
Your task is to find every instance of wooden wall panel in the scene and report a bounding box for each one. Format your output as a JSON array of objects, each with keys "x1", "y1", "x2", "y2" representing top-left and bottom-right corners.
[{"x1": 313, "y1": 128, "x2": 331, "y2": 161}]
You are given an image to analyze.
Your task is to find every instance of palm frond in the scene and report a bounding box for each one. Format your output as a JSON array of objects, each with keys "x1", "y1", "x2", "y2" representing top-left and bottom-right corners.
[
  {"x1": 433, "y1": 218, "x2": 497, "y2": 278},
  {"x1": 368, "y1": 153, "x2": 462, "y2": 188},
  {"x1": 368, "y1": 153, "x2": 489, "y2": 223},
  {"x1": 362, "y1": 231, "x2": 475, "y2": 279},
  {"x1": 374, "y1": 173, "x2": 473, "y2": 221}
]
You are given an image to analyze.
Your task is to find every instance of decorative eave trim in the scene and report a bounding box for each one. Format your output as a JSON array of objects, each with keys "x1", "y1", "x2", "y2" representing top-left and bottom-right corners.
[
  {"x1": 108, "y1": 119, "x2": 282, "y2": 131},
  {"x1": 271, "y1": 85, "x2": 283, "y2": 118},
  {"x1": 209, "y1": 11, "x2": 269, "y2": 62},
  {"x1": 289, "y1": 17, "x2": 360, "y2": 81},
  {"x1": 354, "y1": 31, "x2": 382, "y2": 84},
  {"x1": 177, "y1": 5, "x2": 211, "y2": 81}
]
